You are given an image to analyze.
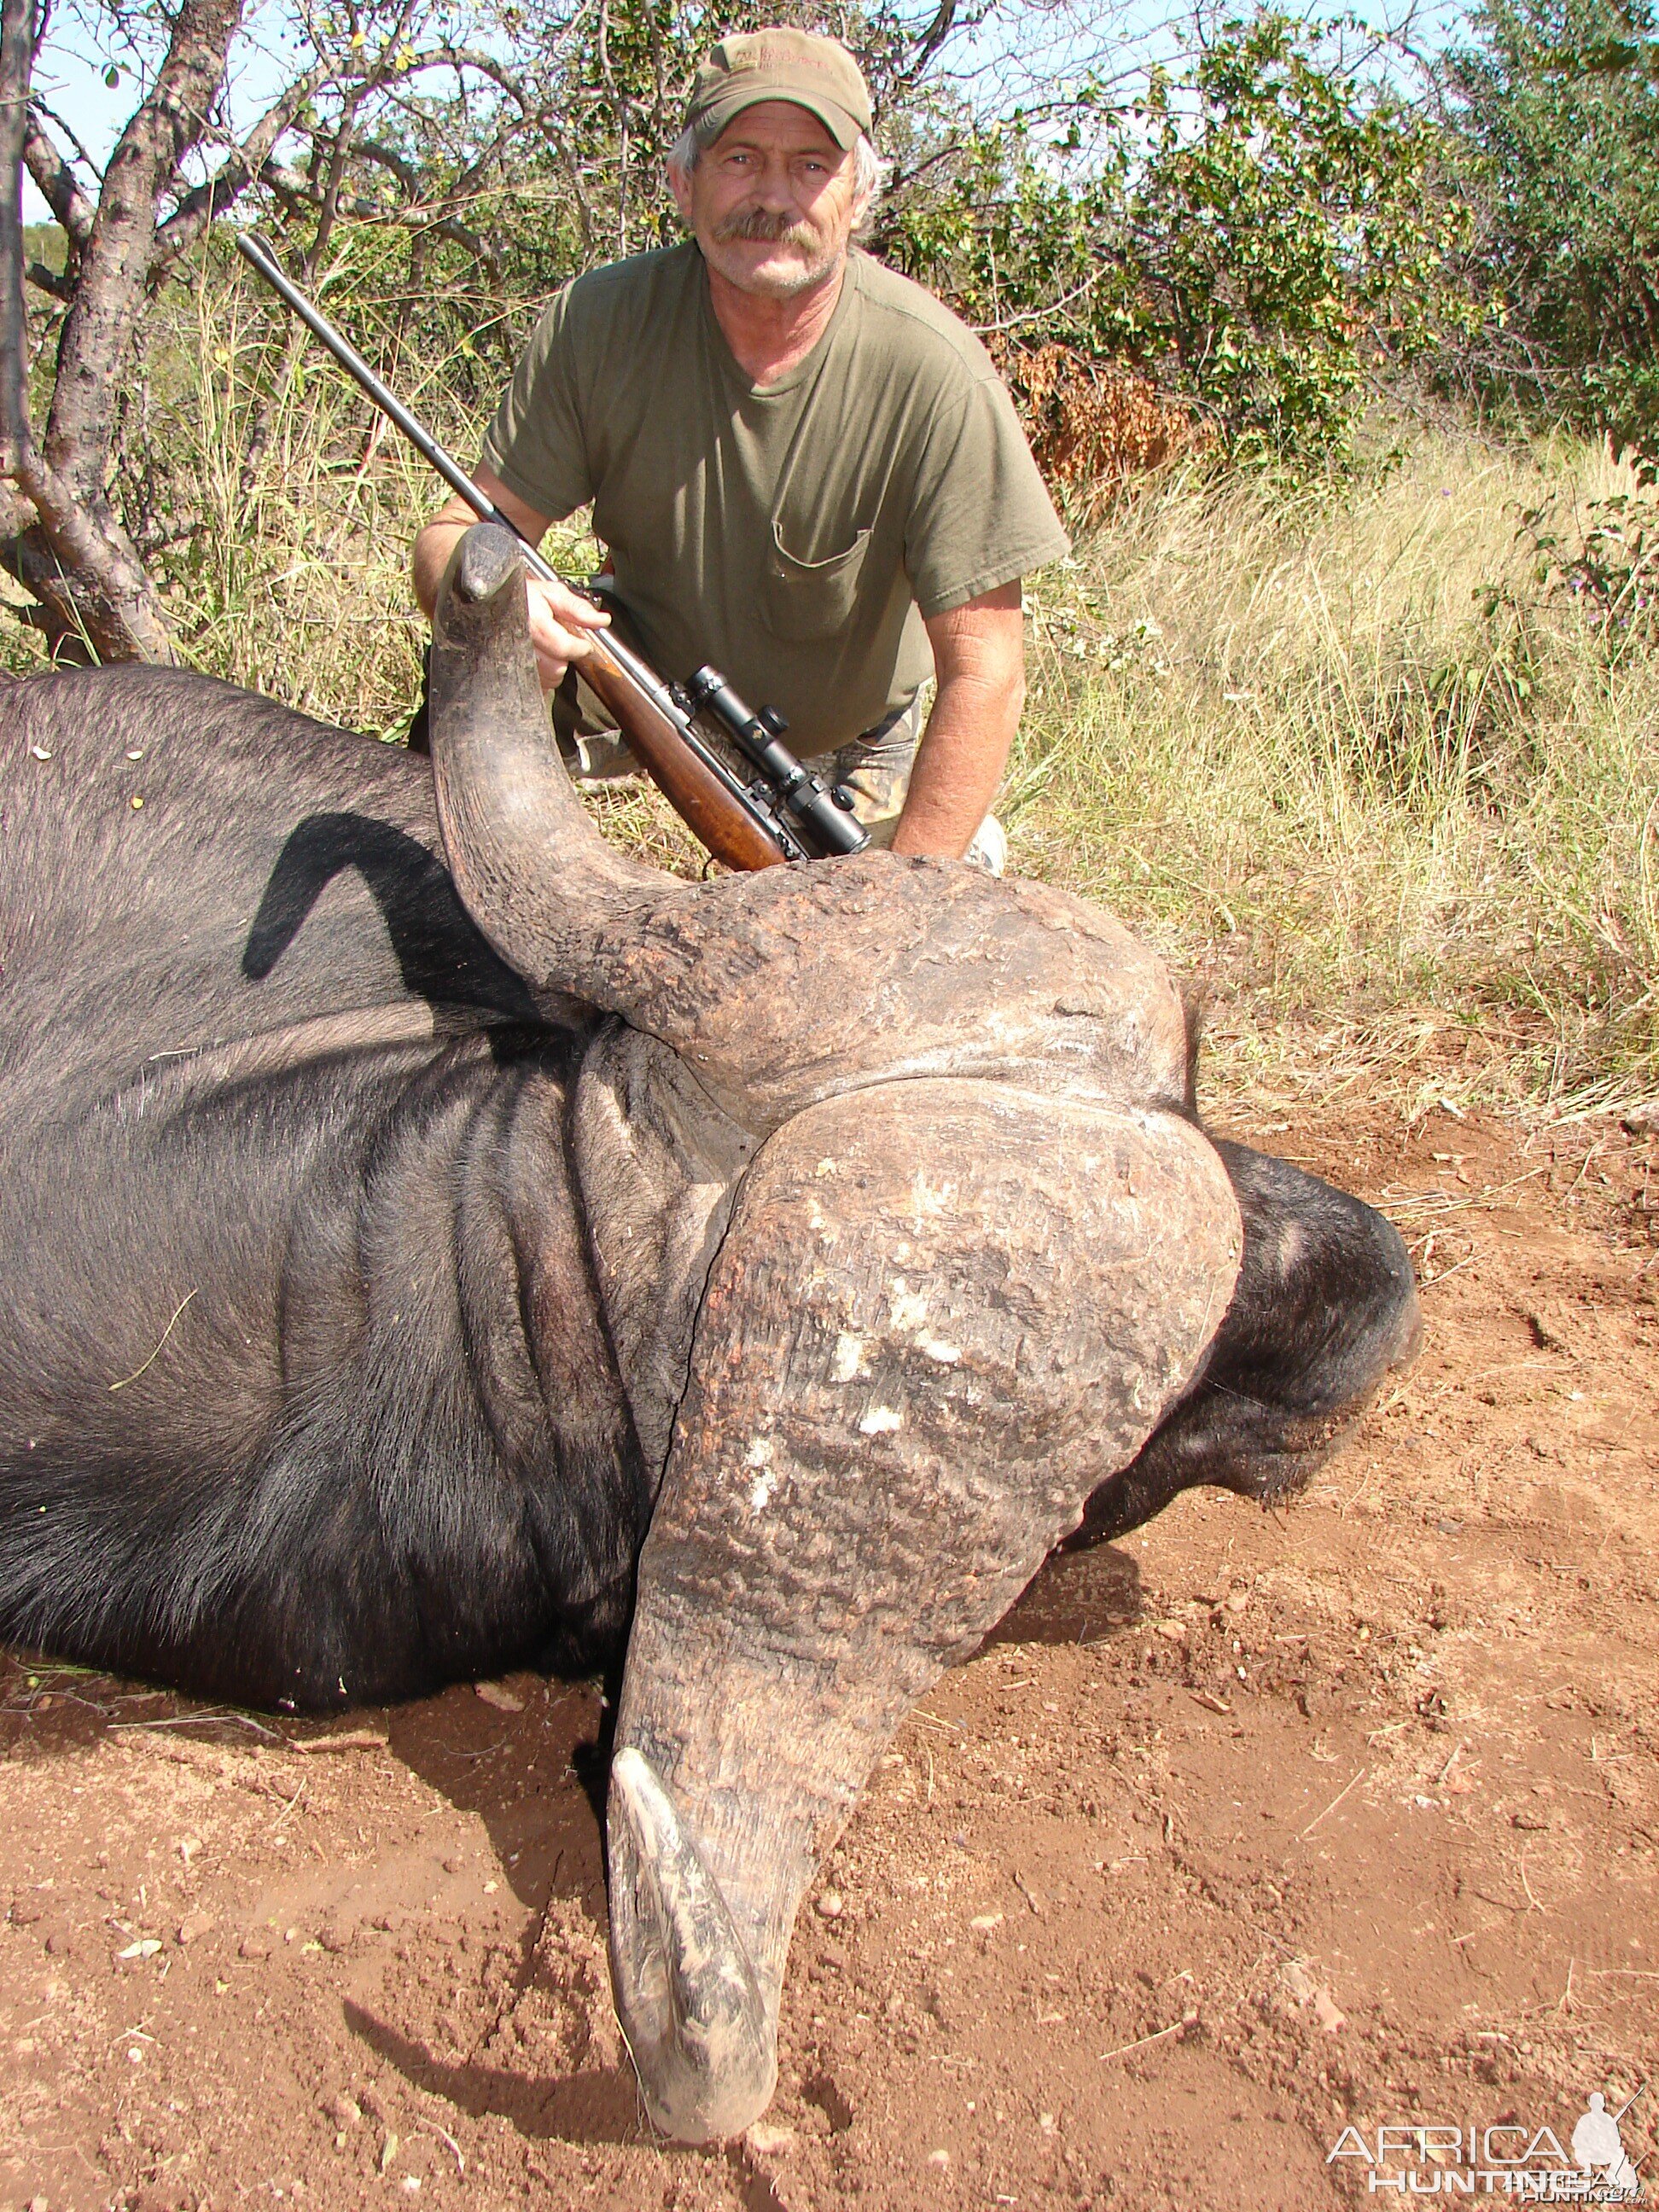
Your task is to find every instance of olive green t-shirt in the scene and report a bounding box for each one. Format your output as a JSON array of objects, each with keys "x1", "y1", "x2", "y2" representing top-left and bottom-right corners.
[{"x1": 479, "y1": 242, "x2": 1069, "y2": 752}]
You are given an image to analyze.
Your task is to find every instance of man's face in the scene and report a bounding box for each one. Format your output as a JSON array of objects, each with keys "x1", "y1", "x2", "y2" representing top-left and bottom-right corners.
[{"x1": 672, "y1": 102, "x2": 867, "y2": 301}]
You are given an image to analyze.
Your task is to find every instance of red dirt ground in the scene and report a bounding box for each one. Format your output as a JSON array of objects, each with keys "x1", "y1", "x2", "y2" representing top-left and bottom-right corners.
[{"x1": 3, "y1": 1103, "x2": 1656, "y2": 2212}]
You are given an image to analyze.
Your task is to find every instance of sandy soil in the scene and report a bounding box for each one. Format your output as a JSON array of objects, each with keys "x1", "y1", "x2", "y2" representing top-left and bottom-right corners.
[{"x1": 3, "y1": 1102, "x2": 1656, "y2": 2212}]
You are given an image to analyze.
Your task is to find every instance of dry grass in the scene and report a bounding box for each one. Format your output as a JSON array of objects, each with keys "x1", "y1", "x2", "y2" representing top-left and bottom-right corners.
[
  {"x1": 1010, "y1": 436, "x2": 1659, "y2": 1120},
  {"x1": 5, "y1": 260, "x2": 1654, "y2": 1118}
]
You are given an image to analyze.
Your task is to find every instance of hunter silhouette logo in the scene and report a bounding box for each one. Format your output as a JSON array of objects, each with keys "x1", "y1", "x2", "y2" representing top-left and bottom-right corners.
[
  {"x1": 1328, "y1": 2081, "x2": 1648, "y2": 2198},
  {"x1": 1571, "y1": 2092, "x2": 1644, "y2": 2201}
]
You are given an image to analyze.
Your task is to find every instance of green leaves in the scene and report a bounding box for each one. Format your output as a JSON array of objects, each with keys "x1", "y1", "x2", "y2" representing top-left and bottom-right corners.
[
  {"x1": 1443, "y1": 0, "x2": 1659, "y2": 459},
  {"x1": 880, "y1": 9, "x2": 1467, "y2": 475}
]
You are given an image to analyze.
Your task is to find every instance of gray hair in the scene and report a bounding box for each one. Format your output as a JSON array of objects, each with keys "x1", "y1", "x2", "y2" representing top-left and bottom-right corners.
[{"x1": 666, "y1": 125, "x2": 885, "y2": 212}]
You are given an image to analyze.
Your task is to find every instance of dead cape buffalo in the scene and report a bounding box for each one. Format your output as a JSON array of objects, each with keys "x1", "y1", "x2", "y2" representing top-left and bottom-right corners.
[{"x1": 0, "y1": 525, "x2": 1417, "y2": 2141}]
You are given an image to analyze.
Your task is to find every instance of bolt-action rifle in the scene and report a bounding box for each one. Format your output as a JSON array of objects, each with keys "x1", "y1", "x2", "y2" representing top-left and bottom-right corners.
[{"x1": 235, "y1": 232, "x2": 868, "y2": 870}]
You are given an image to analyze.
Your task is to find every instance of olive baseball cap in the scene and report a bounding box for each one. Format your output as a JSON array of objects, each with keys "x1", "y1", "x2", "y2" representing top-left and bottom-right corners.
[{"x1": 686, "y1": 28, "x2": 873, "y2": 152}]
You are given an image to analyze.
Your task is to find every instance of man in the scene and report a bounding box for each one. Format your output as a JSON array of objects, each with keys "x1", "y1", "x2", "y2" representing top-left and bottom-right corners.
[{"x1": 412, "y1": 27, "x2": 1070, "y2": 865}]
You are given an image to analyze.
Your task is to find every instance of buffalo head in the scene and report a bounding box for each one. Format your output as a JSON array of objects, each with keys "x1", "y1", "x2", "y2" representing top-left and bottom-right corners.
[{"x1": 425, "y1": 526, "x2": 1391, "y2": 2140}]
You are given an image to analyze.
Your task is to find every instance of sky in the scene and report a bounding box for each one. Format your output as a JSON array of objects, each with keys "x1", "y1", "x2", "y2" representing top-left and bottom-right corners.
[
  {"x1": 24, "y1": 0, "x2": 317, "y2": 220},
  {"x1": 23, "y1": 0, "x2": 1465, "y2": 226}
]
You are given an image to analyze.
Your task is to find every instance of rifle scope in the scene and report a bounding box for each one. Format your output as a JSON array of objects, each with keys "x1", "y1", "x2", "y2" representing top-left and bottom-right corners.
[{"x1": 684, "y1": 667, "x2": 868, "y2": 859}]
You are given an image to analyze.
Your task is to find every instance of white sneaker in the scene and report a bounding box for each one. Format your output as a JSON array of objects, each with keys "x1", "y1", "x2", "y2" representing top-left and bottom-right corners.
[
  {"x1": 558, "y1": 729, "x2": 643, "y2": 783},
  {"x1": 965, "y1": 814, "x2": 1007, "y2": 877}
]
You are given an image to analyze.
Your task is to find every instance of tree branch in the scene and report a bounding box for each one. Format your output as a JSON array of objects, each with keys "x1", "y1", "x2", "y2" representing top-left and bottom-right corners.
[
  {"x1": 350, "y1": 136, "x2": 501, "y2": 264},
  {"x1": 302, "y1": 90, "x2": 362, "y2": 279},
  {"x1": 153, "y1": 61, "x2": 330, "y2": 267},
  {"x1": 420, "y1": 42, "x2": 537, "y2": 112},
  {"x1": 352, "y1": 133, "x2": 422, "y2": 195},
  {"x1": 44, "y1": 0, "x2": 244, "y2": 492},
  {"x1": 28, "y1": 94, "x2": 101, "y2": 180},
  {"x1": 256, "y1": 155, "x2": 490, "y2": 260},
  {"x1": 2, "y1": 0, "x2": 34, "y2": 481},
  {"x1": 22, "y1": 110, "x2": 92, "y2": 247},
  {"x1": 895, "y1": 0, "x2": 962, "y2": 96},
  {"x1": 2, "y1": 440, "x2": 175, "y2": 659},
  {"x1": 1, "y1": 0, "x2": 172, "y2": 660}
]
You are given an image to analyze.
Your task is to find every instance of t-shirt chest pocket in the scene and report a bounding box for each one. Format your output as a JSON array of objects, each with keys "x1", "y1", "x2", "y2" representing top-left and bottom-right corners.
[{"x1": 762, "y1": 515, "x2": 871, "y2": 641}]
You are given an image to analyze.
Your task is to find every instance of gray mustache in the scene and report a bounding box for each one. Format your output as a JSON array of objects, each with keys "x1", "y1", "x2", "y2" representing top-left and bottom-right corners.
[{"x1": 713, "y1": 207, "x2": 817, "y2": 246}]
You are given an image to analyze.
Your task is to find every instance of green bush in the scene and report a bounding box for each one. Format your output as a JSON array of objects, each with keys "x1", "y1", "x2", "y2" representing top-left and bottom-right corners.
[
  {"x1": 881, "y1": 10, "x2": 1469, "y2": 472},
  {"x1": 1443, "y1": 0, "x2": 1659, "y2": 457}
]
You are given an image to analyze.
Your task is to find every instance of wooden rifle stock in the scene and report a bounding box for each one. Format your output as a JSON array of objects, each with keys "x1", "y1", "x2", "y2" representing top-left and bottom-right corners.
[{"x1": 577, "y1": 639, "x2": 787, "y2": 872}]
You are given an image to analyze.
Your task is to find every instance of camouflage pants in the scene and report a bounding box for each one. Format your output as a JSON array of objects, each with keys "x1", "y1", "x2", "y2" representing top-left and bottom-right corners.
[{"x1": 556, "y1": 681, "x2": 1005, "y2": 875}]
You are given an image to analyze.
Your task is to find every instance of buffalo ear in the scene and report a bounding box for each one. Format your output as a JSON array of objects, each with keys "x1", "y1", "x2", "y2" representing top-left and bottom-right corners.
[{"x1": 426, "y1": 523, "x2": 683, "y2": 998}]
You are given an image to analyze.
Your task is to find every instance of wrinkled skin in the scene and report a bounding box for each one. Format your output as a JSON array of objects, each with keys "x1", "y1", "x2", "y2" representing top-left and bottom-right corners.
[{"x1": 0, "y1": 527, "x2": 1417, "y2": 2141}]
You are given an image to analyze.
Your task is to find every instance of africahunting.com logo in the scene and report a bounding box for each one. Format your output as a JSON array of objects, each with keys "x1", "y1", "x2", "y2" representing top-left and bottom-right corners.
[{"x1": 1328, "y1": 2084, "x2": 1646, "y2": 2199}]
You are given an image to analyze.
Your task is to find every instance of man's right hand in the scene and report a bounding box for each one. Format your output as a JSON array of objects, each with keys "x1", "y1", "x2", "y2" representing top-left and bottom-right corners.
[
  {"x1": 520, "y1": 572, "x2": 612, "y2": 693},
  {"x1": 411, "y1": 467, "x2": 609, "y2": 694}
]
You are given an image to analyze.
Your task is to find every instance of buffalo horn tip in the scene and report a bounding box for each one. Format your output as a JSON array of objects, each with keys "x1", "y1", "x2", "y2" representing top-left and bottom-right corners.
[
  {"x1": 607, "y1": 1745, "x2": 777, "y2": 2143},
  {"x1": 450, "y1": 522, "x2": 524, "y2": 608}
]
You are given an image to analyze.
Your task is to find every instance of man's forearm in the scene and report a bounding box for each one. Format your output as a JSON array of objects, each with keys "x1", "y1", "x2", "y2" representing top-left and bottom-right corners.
[
  {"x1": 889, "y1": 667, "x2": 1024, "y2": 860},
  {"x1": 412, "y1": 507, "x2": 474, "y2": 620},
  {"x1": 894, "y1": 584, "x2": 1027, "y2": 860}
]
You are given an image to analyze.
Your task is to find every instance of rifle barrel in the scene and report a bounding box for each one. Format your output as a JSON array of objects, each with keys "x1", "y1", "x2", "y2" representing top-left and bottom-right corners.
[
  {"x1": 235, "y1": 232, "x2": 539, "y2": 564},
  {"x1": 1610, "y1": 2083, "x2": 1648, "y2": 2127}
]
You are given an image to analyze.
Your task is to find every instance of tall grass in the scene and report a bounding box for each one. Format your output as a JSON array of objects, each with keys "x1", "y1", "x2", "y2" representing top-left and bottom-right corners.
[
  {"x1": 1011, "y1": 439, "x2": 1659, "y2": 1115},
  {"x1": 7, "y1": 259, "x2": 1655, "y2": 1115}
]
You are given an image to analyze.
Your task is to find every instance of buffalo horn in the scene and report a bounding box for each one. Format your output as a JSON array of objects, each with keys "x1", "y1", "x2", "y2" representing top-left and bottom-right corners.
[
  {"x1": 607, "y1": 1079, "x2": 1245, "y2": 2139},
  {"x1": 607, "y1": 1746, "x2": 777, "y2": 2140},
  {"x1": 427, "y1": 525, "x2": 687, "y2": 1003}
]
